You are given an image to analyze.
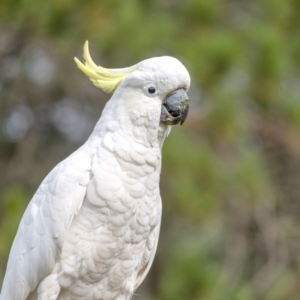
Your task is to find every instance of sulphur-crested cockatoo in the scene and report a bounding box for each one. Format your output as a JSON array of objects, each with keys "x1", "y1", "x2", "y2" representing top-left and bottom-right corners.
[{"x1": 0, "y1": 41, "x2": 190, "y2": 300}]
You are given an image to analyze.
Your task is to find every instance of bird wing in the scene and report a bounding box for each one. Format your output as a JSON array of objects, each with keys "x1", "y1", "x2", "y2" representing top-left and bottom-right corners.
[{"x1": 0, "y1": 148, "x2": 92, "y2": 300}]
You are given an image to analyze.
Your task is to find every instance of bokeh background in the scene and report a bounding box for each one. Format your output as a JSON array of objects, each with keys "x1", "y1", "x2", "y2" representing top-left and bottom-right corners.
[{"x1": 1, "y1": 0, "x2": 300, "y2": 299}]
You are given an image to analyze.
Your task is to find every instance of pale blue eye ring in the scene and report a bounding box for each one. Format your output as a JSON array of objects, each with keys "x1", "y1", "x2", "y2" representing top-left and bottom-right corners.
[{"x1": 143, "y1": 84, "x2": 158, "y2": 97}]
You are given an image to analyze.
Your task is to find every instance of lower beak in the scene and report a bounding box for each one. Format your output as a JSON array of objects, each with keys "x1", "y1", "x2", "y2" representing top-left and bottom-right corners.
[{"x1": 160, "y1": 88, "x2": 190, "y2": 125}]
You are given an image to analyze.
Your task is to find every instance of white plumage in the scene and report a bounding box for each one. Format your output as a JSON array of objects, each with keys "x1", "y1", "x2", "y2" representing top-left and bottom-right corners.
[{"x1": 0, "y1": 41, "x2": 190, "y2": 300}]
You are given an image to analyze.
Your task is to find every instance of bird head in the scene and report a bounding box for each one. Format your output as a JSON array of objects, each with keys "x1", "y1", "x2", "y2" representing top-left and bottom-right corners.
[{"x1": 75, "y1": 41, "x2": 190, "y2": 126}]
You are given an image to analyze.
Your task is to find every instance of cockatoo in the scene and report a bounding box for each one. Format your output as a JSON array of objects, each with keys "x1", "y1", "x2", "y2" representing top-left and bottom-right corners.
[{"x1": 0, "y1": 41, "x2": 190, "y2": 300}]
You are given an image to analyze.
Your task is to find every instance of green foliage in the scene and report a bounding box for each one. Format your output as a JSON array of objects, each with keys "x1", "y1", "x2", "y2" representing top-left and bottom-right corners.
[{"x1": 0, "y1": 188, "x2": 28, "y2": 284}]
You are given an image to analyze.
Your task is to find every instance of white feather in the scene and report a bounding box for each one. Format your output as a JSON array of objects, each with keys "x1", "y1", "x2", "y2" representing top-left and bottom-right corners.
[{"x1": 0, "y1": 54, "x2": 190, "y2": 300}]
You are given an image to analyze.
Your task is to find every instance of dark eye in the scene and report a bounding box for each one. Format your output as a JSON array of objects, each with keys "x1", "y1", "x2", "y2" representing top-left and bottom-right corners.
[
  {"x1": 148, "y1": 86, "x2": 156, "y2": 94},
  {"x1": 143, "y1": 84, "x2": 158, "y2": 97}
]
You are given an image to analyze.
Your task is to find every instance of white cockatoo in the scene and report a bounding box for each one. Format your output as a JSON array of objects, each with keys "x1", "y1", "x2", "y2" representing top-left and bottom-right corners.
[{"x1": 0, "y1": 41, "x2": 190, "y2": 300}]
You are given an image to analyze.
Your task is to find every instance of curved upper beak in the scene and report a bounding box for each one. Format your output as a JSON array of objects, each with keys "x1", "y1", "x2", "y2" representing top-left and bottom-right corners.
[{"x1": 160, "y1": 88, "x2": 190, "y2": 125}]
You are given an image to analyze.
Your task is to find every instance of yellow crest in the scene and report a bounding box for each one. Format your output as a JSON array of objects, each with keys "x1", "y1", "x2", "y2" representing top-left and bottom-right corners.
[{"x1": 74, "y1": 41, "x2": 136, "y2": 94}]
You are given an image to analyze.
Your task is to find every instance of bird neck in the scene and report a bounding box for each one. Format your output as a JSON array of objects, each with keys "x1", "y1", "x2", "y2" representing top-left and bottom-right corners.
[{"x1": 92, "y1": 97, "x2": 171, "y2": 150}]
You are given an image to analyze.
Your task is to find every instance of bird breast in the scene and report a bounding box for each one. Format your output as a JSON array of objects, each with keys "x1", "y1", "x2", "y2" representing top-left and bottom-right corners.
[{"x1": 56, "y1": 132, "x2": 162, "y2": 298}]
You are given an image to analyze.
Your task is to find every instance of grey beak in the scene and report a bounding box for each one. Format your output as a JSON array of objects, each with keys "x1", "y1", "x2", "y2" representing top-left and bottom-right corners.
[{"x1": 160, "y1": 88, "x2": 190, "y2": 126}]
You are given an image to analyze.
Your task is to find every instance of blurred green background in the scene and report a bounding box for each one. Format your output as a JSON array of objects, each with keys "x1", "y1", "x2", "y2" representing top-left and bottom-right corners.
[{"x1": 1, "y1": 0, "x2": 300, "y2": 299}]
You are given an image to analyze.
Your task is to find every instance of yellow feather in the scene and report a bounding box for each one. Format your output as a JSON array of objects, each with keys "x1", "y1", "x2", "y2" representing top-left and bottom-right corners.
[{"x1": 75, "y1": 41, "x2": 136, "y2": 94}]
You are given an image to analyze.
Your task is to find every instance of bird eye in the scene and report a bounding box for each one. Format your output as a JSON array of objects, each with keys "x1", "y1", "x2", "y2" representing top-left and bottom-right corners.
[
  {"x1": 143, "y1": 84, "x2": 158, "y2": 97},
  {"x1": 148, "y1": 86, "x2": 156, "y2": 94}
]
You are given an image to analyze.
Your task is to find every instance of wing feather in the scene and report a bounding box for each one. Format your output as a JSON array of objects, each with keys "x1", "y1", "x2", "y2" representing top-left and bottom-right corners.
[{"x1": 0, "y1": 149, "x2": 93, "y2": 300}]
